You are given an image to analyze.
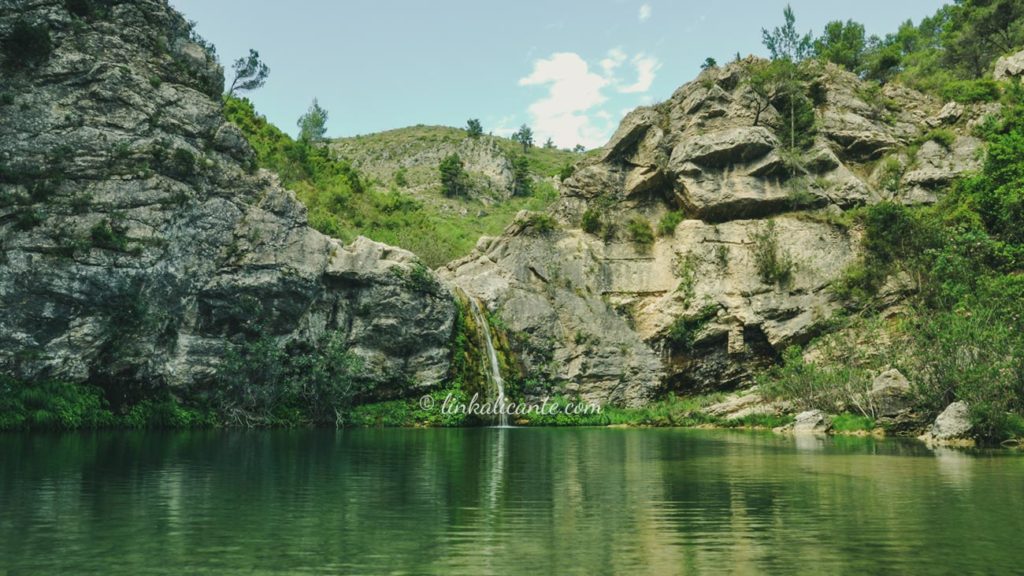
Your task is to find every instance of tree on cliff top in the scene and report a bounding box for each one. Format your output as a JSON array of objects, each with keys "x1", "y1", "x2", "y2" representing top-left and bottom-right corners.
[{"x1": 228, "y1": 49, "x2": 270, "y2": 96}]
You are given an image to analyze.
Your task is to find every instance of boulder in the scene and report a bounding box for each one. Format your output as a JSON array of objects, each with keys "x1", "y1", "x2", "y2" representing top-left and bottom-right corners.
[
  {"x1": 776, "y1": 410, "x2": 831, "y2": 434},
  {"x1": 869, "y1": 368, "x2": 913, "y2": 417},
  {"x1": 994, "y1": 49, "x2": 1024, "y2": 81},
  {"x1": 919, "y1": 402, "x2": 975, "y2": 446}
]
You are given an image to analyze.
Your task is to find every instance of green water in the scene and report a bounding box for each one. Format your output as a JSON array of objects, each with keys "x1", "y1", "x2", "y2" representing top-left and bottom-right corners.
[{"x1": 1, "y1": 429, "x2": 1021, "y2": 575}]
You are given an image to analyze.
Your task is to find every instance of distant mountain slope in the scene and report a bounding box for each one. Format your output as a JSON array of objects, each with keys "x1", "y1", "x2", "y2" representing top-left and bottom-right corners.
[{"x1": 330, "y1": 125, "x2": 580, "y2": 204}]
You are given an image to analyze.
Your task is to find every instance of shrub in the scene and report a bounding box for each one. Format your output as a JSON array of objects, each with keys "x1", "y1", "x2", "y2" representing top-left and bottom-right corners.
[
  {"x1": 758, "y1": 347, "x2": 875, "y2": 417},
  {"x1": 393, "y1": 167, "x2": 408, "y2": 187},
  {"x1": 940, "y1": 79, "x2": 1001, "y2": 104},
  {"x1": 658, "y1": 210, "x2": 685, "y2": 236},
  {"x1": 90, "y1": 218, "x2": 129, "y2": 251},
  {"x1": 749, "y1": 220, "x2": 795, "y2": 285},
  {"x1": 215, "y1": 332, "x2": 367, "y2": 427},
  {"x1": 522, "y1": 212, "x2": 557, "y2": 235},
  {"x1": 877, "y1": 157, "x2": 904, "y2": 192},
  {"x1": 167, "y1": 148, "x2": 197, "y2": 179},
  {"x1": 0, "y1": 93, "x2": 13, "y2": 106},
  {"x1": 920, "y1": 128, "x2": 956, "y2": 150},
  {"x1": 558, "y1": 162, "x2": 575, "y2": 182},
  {"x1": 13, "y1": 208, "x2": 45, "y2": 231},
  {"x1": 665, "y1": 305, "x2": 718, "y2": 353},
  {"x1": 2, "y1": 20, "x2": 52, "y2": 70},
  {"x1": 0, "y1": 377, "x2": 114, "y2": 430},
  {"x1": 626, "y1": 216, "x2": 654, "y2": 247},
  {"x1": 581, "y1": 208, "x2": 602, "y2": 234}
]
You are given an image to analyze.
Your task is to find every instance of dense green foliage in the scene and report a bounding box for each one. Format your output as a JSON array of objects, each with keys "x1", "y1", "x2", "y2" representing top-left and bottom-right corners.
[
  {"x1": 297, "y1": 99, "x2": 329, "y2": 142},
  {"x1": 2, "y1": 19, "x2": 52, "y2": 70},
  {"x1": 439, "y1": 153, "x2": 470, "y2": 197},
  {"x1": 810, "y1": 0, "x2": 1023, "y2": 94}
]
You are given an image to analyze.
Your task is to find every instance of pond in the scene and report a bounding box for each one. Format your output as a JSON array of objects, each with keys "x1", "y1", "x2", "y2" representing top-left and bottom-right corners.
[{"x1": 1, "y1": 428, "x2": 1021, "y2": 575}]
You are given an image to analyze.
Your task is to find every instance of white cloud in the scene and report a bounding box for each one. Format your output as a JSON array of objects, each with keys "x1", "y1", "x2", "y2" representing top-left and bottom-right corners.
[
  {"x1": 638, "y1": 3, "x2": 652, "y2": 22},
  {"x1": 519, "y1": 52, "x2": 612, "y2": 148},
  {"x1": 600, "y1": 48, "x2": 627, "y2": 75},
  {"x1": 618, "y1": 54, "x2": 660, "y2": 94}
]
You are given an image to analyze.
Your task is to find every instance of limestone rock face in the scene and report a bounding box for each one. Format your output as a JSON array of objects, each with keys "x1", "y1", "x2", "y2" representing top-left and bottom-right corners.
[
  {"x1": 448, "y1": 59, "x2": 989, "y2": 401},
  {"x1": 994, "y1": 49, "x2": 1024, "y2": 81},
  {"x1": 0, "y1": 0, "x2": 455, "y2": 397}
]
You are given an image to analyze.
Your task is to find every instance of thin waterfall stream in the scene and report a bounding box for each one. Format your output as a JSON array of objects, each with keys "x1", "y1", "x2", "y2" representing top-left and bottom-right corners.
[{"x1": 467, "y1": 297, "x2": 509, "y2": 427}]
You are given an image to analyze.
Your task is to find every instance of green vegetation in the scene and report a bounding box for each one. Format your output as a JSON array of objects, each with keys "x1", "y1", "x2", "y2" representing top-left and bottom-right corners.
[
  {"x1": 831, "y1": 413, "x2": 876, "y2": 433},
  {"x1": 297, "y1": 98, "x2": 328, "y2": 142},
  {"x1": 760, "y1": 347, "x2": 874, "y2": 416},
  {"x1": 466, "y1": 118, "x2": 483, "y2": 138},
  {"x1": 2, "y1": 19, "x2": 52, "y2": 70},
  {"x1": 511, "y1": 124, "x2": 534, "y2": 152},
  {"x1": 225, "y1": 100, "x2": 566, "y2": 267},
  {"x1": 665, "y1": 305, "x2": 718, "y2": 353},
  {"x1": 521, "y1": 212, "x2": 558, "y2": 235},
  {"x1": 227, "y1": 49, "x2": 269, "y2": 96},
  {"x1": 626, "y1": 216, "x2": 654, "y2": 247},
  {"x1": 439, "y1": 153, "x2": 470, "y2": 197},
  {"x1": 658, "y1": 210, "x2": 685, "y2": 236},
  {"x1": 90, "y1": 218, "x2": 130, "y2": 252},
  {"x1": 749, "y1": 220, "x2": 795, "y2": 285},
  {"x1": 920, "y1": 128, "x2": 957, "y2": 149},
  {"x1": 768, "y1": 89, "x2": 1024, "y2": 443},
  {"x1": 813, "y1": 20, "x2": 866, "y2": 71}
]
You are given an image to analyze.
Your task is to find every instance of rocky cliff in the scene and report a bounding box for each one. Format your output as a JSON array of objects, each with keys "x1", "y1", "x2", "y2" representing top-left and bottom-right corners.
[
  {"x1": 444, "y1": 59, "x2": 986, "y2": 406},
  {"x1": 0, "y1": 0, "x2": 992, "y2": 411},
  {"x1": 0, "y1": 0, "x2": 455, "y2": 400}
]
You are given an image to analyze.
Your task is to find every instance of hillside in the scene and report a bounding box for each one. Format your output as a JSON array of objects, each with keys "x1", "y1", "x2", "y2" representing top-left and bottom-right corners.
[
  {"x1": 224, "y1": 99, "x2": 585, "y2": 267},
  {"x1": 331, "y1": 125, "x2": 581, "y2": 203}
]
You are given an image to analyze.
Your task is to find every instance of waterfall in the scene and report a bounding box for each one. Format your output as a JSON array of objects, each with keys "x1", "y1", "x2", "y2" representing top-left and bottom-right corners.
[{"x1": 467, "y1": 297, "x2": 509, "y2": 427}]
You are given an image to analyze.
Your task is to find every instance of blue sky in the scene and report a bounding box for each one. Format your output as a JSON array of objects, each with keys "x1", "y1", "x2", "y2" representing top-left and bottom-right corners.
[{"x1": 170, "y1": 0, "x2": 948, "y2": 148}]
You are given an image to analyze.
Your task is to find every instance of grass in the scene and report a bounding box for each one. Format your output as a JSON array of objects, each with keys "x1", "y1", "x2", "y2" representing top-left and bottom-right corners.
[{"x1": 832, "y1": 413, "x2": 876, "y2": 433}]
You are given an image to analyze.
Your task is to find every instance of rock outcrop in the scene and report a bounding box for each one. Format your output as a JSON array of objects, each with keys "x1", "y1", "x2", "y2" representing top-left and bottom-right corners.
[
  {"x1": 0, "y1": 0, "x2": 455, "y2": 398},
  {"x1": 994, "y1": 49, "x2": 1024, "y2": 81},
  {"x1": 0, "y1": 2, "x2": 993, "y2": 409},
  {"x1": 447, "y1": 59, "x2": 984, "y2": 403}
]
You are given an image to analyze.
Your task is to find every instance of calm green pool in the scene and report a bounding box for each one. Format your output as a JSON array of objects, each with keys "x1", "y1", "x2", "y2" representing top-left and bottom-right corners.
[{"x1": 1, "y1": 428, "x2": 1021, "y2": 575}]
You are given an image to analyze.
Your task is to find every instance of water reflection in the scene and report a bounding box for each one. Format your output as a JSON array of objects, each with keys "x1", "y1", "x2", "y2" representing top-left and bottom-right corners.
[{"x1": 0, "y1": 429, "x2": 1021, "y2": 575}]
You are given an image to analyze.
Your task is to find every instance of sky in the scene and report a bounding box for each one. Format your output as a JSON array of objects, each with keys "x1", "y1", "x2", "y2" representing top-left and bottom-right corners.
[{"x1": 170, "y1": 0, "x2": 949, "y2": 149}]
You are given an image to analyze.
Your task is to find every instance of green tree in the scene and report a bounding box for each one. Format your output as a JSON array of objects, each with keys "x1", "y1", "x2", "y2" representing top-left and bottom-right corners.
[
  {"x1": 297, "y1": 98, "x2": 328, "y2": 143},
  {"x1": 572, "y1": 144, "x2": 586, "y2": 153},
  {"x1": 757, "y1": 6, "x2": 817, "y2": 151},
  {"x1": 700, "y1": 57, "x2": 718, "y2": 70},
  {"x1": 512, "y1": 124, "x2": 534, "y2": 152},
  {"x1": 439, "y1": 153, "x2": 469, "y2": 197},
  {"x1": 466, "y1": 118, "x2": 483, "y2": 138},
  {"x1": 762, "y1": 4, "x2": 813, "y2": 63},
  {"x1": 814, "y1": 20, "x2": 866, "y2": 71},
  {"x1": 543, "y1": 137, "x2": 556, "y2": 149},
  {"x1": 227, "y1": 49, "x2": 270, "y2": 96},
  {"x1": 943, "y1": 0, "x2": 1024, "y2": 77},
  {"x1": 511, "y1": 154, "x2": 532, "y2": 196}
]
